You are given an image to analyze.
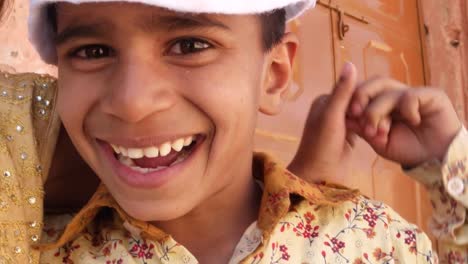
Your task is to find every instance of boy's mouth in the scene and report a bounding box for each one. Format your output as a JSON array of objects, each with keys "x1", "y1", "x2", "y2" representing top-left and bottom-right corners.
[{"x1": 109, "y1": 135, "x2": 199, "y2": 173}]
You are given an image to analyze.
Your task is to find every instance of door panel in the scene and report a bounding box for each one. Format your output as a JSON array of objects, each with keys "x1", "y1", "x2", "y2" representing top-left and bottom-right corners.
[{"x1": 335, "y1": 0, "x2": 421, "y2": 41}]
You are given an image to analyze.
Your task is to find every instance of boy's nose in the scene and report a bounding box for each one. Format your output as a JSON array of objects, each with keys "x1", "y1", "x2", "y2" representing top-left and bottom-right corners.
[{"x1": 101, "y1": 58, "x2": 177, "y2": 123}]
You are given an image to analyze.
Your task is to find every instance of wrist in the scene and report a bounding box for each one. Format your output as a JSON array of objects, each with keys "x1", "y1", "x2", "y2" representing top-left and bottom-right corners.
[{"x1": 434, "y1": 123, "x2": 463, "y2": 162}]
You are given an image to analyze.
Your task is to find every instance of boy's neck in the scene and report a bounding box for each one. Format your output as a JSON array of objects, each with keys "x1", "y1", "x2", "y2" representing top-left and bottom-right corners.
[{"x1": 154, "y1": 158, "x2": 263, "y2": 263}]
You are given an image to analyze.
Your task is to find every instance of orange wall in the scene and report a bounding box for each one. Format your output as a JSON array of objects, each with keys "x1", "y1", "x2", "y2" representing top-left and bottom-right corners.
[{"x1": 0, "y1": 0, "x2": 56, "y2": 75}]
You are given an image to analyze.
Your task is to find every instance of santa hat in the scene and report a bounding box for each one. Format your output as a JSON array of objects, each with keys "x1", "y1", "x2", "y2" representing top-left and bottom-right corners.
[{"x1": 28, "y1": 0, "x2": 316, "y2": 64}]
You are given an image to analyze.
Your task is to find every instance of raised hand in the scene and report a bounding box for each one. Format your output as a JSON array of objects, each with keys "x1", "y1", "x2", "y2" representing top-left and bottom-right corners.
[
  {"x1": 288, "y1": 62, "x2": 358, "y2": 182},
  {"x1": 288, "y1": 62, "x2": 463, "y2": 183},
  {"x1": 347, "y1": 77, "x2": 462, "y2": 167}
]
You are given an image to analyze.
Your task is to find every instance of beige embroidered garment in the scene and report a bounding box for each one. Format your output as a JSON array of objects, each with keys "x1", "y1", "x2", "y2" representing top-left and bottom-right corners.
[
  {"x1": 0, "y1": 72, "x2": 59, "y2": 263},
  {"x1": 0, "y1": 72, "x2": 466, "y2": 263}
]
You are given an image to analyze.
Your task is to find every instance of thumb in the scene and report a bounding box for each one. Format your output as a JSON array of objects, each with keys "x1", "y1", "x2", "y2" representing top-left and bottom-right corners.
[
  {"x1": 305, "y1": 94, "x2": 329, "y2": 125},
  {"x1": 326, "y1": 62, "x2": 358, "y2": 119}
]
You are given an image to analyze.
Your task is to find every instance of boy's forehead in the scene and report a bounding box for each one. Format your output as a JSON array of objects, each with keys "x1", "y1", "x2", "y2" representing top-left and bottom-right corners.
[
  {"x1": 55, "y1": 3, "x2": 244, "y2": 45},
  {"x1": 57, "y1": 2, "x2": 232, "y2": 30}
]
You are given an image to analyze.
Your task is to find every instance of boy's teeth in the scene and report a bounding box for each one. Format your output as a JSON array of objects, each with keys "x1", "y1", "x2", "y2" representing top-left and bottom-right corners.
[
  {"x1": 159, "y1": 142, "x2": 172, "y2": 157},
  {"x1": 172, "y1": 139, "x2": 184, "y2": 152},
  {"x1": 128, "y1": 148, "x2": 144, "y2": 159},
  {"x1": 119, "y1": 146, "x2": 128, "y2": 156},
  {"x1": 110, "y1": 135, "x2": 196, "y2": 158},
  {"x1": 144, "y1": 146, "x2": 159, "y2": 158},
  {"x1": 131, "y1": 166, "x2": 149, "y2": 173},
  {"x1": 183, "y1": 136, "x2": 193, "y2": 147},
  {"x1": 118, "y1": 153, "x2": 173, "y2": 173},
  {"x1": 118, "y1": 155, "x2": 135, "y2": 167},
  {"x1": 111, "y1": 144, "x2": 121, "y2": 154},
  {"x1": 115, "y1": 138, "x2": 195, "y2": 173},
  {"x1": 127, "y1": 164, "x2": 168, "y2": 173}
]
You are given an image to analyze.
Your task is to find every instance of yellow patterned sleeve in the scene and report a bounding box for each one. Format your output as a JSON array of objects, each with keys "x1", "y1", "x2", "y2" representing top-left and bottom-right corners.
[{"x1": 406, "y1": 127, "x2": 468, "y2": 263}]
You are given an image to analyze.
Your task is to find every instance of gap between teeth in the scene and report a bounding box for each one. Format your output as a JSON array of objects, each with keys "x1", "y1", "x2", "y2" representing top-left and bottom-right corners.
[
  {"x1": 118, "y1": 149, "x2": 190, "y2": 173},
  {"x1": 111, "y1": 136, "x2": 194, "y2": 159}
]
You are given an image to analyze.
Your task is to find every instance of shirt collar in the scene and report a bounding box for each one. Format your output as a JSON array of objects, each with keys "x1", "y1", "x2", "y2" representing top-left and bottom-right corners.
[{"x1": 37, "y1": 152, "x2": 359, "y2": 251}]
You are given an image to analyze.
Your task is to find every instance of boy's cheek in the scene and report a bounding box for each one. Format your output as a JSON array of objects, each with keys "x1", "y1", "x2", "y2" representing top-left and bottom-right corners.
[
  {"x1": 57, "y1": 73, "x2": 103, "y2": 114},
  {"x1": 57, "y1": 78, "x2": 101, "y2": 152}
]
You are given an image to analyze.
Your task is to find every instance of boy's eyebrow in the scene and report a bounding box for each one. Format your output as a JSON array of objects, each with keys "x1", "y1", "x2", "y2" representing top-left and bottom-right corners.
[
  {"x1": 140, "y1": 14, "x2": 231, "y2": 32},
  {"x1": 54, "y1": 14, "x2": 230, "y2": 46},
  {"x1": 55, "y1": 22, "x2": 114, "y2": 46}
]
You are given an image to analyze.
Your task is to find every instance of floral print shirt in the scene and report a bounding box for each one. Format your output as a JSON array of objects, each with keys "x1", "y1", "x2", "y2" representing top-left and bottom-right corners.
[
  {"x1": 37, "y1": 153, "x2": 438, "y2": 264},
  {"x1": 0, "y1": 72, "x2": 466, "y2": 263}
]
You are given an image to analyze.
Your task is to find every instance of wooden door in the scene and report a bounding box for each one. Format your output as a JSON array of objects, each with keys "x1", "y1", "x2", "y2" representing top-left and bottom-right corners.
[{"x1": 254, "y1": 0, "x2": 433, "y2": 238}]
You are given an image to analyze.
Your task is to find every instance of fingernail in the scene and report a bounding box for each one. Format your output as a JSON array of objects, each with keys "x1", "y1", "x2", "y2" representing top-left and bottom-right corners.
[
  {"x1": 378, "y1": 120, "x2": 390, "y2": 133},
  {"x1": 340, "y1": 62, "x2": 353, "y2": 80}
]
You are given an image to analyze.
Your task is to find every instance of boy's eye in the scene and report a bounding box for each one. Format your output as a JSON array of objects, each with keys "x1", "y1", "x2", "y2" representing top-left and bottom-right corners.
[
  {"x1": 72, "y1": 45, "x2": 114, "y2": 59},
  {"x1": 168, "y1": 38, "x2": 212, "y2": 55}
]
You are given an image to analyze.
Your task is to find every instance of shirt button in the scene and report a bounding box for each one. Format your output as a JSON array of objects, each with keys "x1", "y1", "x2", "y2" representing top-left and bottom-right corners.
[{"x1": 447, "y1": 177, "x2": 465, "y2": 196}]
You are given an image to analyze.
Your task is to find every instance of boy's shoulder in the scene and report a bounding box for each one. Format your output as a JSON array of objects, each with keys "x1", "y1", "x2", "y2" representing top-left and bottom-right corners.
[{"x1": 256, "y1": 195, "x2": 437, "y2": 263}]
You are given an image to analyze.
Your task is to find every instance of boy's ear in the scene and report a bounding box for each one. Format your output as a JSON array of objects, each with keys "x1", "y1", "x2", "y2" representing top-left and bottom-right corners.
[{"x1": 259, "y1": 32, "x2": 298, "y2": 116}]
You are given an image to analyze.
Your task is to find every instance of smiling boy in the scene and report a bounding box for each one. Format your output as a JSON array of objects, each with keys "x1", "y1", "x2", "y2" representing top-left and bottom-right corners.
[
  {"x1": 37, "y1": 3, "x2": 316, "y2": 262},
  {"x1": 0, "y1": 0, "x2": 460, "y2": 263}
]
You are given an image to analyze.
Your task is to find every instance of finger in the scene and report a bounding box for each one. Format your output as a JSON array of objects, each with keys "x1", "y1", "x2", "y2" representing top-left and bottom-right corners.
[
  {"x1": 345, "y1": 117, "x2": 363, "y2": 135},
  {"x1": 398, "y1": 90, "x2": 422, "y2": 126},
  {"x1": 305, "y1": 94, "x2": 330, "y2": 129},
  {"x1": 362, "y1": 118, "x2": 391, "y2": 151},
  {"x1": 400, "y1": 88, "x2": 455, "y2": 125},
  {"x1": 414, "y1": 88, "x2": 451, "y2": 116},
  {"x1": 364, "y1": 122, "x2": 378, "y2": 138},
  {"x1": 348, "y1": 101, "x2": 363, "y2": 118},
  {"x1": 362, "y1": 116, "x2": 391, "y2": 139},
  {"x1": 367, "y1": 131, "x2": 389, "y2": 152},
  {"x1": 310, "y1": 95, "x2": 329, "y2": 115},
  {"x1": 345, "y1": 132, "x2": 358, "y2": 148},
  {"x1": 364, "y1": 90, "x2": 402, "y2": 131},
  {"x1": 351, "y1": 77, "x2": 406, "y2": 117},
  {"x1": 348, "y1": 116, "x2": 391, "y2": 151},
  {"x1": 377, "y1": 116, "x2": 392, "y2": 136},
  {"x1": 348, "y1": 76, "x2": 382, "y2": 117},
  {"x1": 326, "y1": 62, "x2": 358, "y2": 120}
]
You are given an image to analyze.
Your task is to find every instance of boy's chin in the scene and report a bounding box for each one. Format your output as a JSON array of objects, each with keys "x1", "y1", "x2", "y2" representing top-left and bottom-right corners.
[{"x1": 117, "y1": 197, "x2": 197, "y2": 222}]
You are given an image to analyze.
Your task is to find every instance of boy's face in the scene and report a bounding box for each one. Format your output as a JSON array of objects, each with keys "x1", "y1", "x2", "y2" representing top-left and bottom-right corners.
[{"x1": 55, "y1": 3, "x2": 295, "y2": 221}]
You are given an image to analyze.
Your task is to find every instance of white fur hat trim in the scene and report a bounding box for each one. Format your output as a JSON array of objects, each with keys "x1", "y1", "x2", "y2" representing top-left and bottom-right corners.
[{"x1": 29, "y1": 0, "x2": 316, "y2": 64}]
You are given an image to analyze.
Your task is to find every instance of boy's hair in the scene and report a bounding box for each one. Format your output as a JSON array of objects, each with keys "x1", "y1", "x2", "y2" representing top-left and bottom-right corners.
[
  {"x1": 46, "y1": 5, "x2": 286, "y2": 52},
  {"x1": 260, "y1": 9, "x2": 287, "y2": 51}
]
